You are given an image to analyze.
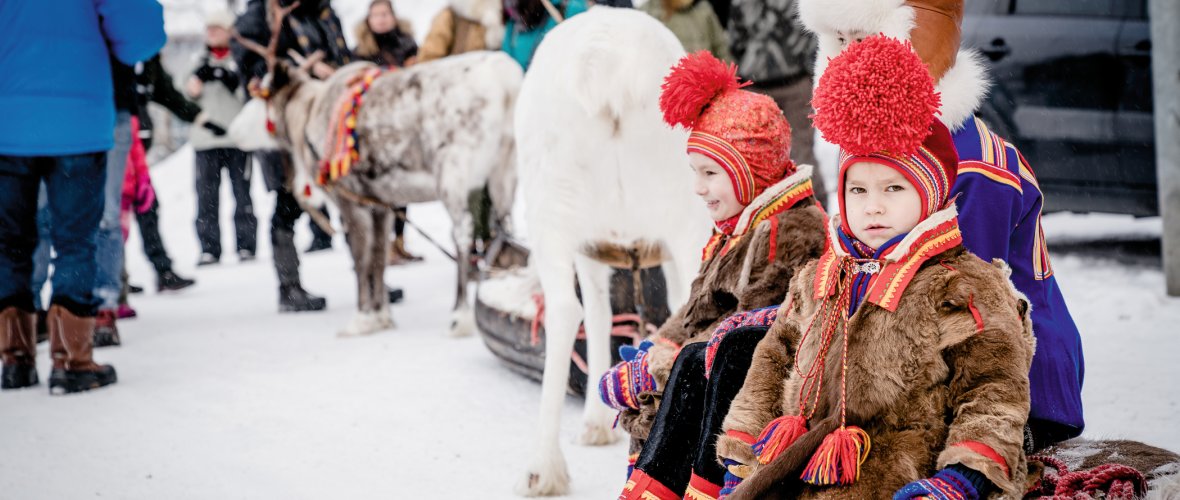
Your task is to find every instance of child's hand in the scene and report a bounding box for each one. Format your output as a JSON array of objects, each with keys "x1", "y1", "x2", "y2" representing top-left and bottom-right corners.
[
  {"x1": 185, "y1": 76, "x2": 203, "y2": 98},
  {"x1": 597, "y1": 340, "x2": 656, "y2": 411},
  {"x1": 893, "y1": 467, "x2": 982, "y2": 500}
]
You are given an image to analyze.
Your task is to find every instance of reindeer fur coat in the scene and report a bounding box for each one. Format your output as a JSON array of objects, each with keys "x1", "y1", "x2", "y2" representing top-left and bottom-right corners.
[{"x1": 718, "y1": 209, "x2": 1036, "y2": 499}]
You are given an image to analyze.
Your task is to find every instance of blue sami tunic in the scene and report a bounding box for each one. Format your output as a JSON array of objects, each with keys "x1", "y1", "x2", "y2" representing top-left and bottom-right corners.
[{"x1": 951, "y1": 117, "x2": 1084, "y2": 439}]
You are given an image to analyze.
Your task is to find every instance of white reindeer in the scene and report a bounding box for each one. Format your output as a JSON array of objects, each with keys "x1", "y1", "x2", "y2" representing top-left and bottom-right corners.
[{"x1": 510, "y1": 7, "x2": 712, "y2": 496}]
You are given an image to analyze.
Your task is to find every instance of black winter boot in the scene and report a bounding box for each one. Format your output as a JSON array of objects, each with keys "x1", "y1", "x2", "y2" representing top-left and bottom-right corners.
[
  {"x1": 157, "y1": 269, "x2": 196, "y2": 292},
  {"x1": 279, "y1": 285, "x2": 327, "y2": 313}
]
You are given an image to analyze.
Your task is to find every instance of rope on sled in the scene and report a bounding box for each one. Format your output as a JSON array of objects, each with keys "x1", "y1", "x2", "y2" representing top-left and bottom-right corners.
[
  {"x1": 528, "y1": 292, "x2": 660, "y2": 374},
  {"x1": 1028, "y1": 455, "x2": 1147, "y2": 499}
]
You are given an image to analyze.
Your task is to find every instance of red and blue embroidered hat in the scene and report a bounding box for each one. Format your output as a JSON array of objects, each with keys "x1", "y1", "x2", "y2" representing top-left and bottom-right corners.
[
  {"x1": 660, "y1": 51, "x2": 796, "y2": 206},
  {"x1": 811, "y1": 35, "x2": 959, "y2": 231}
]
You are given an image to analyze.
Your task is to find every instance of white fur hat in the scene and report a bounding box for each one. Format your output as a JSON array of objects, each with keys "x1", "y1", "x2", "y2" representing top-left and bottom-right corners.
[
  {"x1": 205, "y1": 8, "x2": 236, "y2": 30},
  {"x1": 798, "y1": 0, "x2": 988, "y2": 131}
]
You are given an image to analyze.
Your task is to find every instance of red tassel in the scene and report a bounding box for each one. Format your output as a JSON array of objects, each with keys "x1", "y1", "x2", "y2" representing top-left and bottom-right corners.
[
  {"x1": 800, "y1": 426, "x2": 871, "y2": 486},
  {"x1": 265, "y1": 118, "x2": 276, "y2": 135},
  {"x1": 754, "y1": 415, "x2": 809, "y2": 465}
]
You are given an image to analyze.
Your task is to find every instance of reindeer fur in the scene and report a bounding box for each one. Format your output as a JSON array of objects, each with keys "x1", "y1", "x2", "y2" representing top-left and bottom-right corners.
[{"x1": 234, "y1": 51, "x2": 522, "y2": 337}]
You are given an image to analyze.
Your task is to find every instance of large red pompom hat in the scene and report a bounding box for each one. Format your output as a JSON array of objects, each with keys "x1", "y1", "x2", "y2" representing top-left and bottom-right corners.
[
  {"x1": 811, "y1": 35, "x2": 959, "y2": 233},
  {"x1": 659, "y1": 51, "x2": 795, "y2": 206}
]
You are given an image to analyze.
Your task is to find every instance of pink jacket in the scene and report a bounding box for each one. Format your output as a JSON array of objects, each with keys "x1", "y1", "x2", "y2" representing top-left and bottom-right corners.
[{"x1": 121, "y1": 116, "x2": 157, "y2": 240}]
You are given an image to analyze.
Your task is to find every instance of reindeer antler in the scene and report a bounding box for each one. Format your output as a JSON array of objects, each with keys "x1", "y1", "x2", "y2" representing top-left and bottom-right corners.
[
  {"x1": 286, "y1": 48, "x2": 330, "y2": 77},
  {"x1": 232, "y1": 0, "x2": 300, "y2": 77}
]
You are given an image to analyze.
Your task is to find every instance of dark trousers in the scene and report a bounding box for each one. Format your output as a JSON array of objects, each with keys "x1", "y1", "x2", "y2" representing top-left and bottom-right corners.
[
  {"x1": 195, "y1": 148, "x2": 256, "y2": 258},
  {"x1": 0, "y1": 153, "x2": 106, "y2": 316},
  {"x1": 634, "y1": 327, "x2": 768, "y2": 493},
  {"x1": 255, "y1": 150, "x2": 304, "y2": 289},
  {"x1": 135, "y1": 199, "x2": 172, "y2": 275},
  {"x1": 309, "y1": 206, "x2": 332, "y2": 244},
  {"x1": 272, "y1": 189, "x2": 304, "y2": 288}
]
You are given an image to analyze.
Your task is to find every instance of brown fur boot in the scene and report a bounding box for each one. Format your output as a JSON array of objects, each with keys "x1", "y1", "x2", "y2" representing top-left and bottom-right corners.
[
  {"x1": 1, "y1": 307, "x2": 38, "y2": 389},
  {"x1": 47, "y1": 305, "x2": 117, "y2": 395},
  {"x1": 387, "y1": 236, "x2": 423, "y2": 266}
]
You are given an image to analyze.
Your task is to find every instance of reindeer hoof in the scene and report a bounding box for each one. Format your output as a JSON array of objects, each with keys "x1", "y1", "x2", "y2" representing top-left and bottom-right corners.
[
  {"x1": 514, "y1": 457, "x2": 570, "y2": 497},
  {"x1": 337, "y1": 312, "x2": 385, "y2": 337},
  {"x1": 448, "y1": 308, "x2": 475, "y2": 338},
  {"x1": 577, "y1": 422, "x2": 619, "y2": 446}
]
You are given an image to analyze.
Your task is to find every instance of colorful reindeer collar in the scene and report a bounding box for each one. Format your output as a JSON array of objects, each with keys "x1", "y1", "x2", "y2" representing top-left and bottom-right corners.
[
  {"x1": 318, "y1": 67, "x2": 387, "y2": 185},
  {"x1": 814, "y1": 205, "x2": 963, "y2": 311},
  {"x1": 701, "y1": 165, "x2": 816, "y2": 262}
]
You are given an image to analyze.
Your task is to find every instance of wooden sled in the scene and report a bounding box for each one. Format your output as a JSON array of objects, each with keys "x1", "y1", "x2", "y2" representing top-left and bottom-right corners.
[{"x1": 475, "y1": 244, "x2": 671, "y2": 396}]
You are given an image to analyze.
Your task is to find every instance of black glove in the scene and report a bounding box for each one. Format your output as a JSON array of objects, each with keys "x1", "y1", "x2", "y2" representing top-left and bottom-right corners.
[
  {"x1": 195, "y1": 63, "x2": 241, "y2": 93},
  {"x1": 202, "y1": 121, "x2": 228, "y2": 137}
]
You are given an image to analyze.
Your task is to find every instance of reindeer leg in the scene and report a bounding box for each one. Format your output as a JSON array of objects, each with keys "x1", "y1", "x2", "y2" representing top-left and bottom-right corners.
[
  {"x1": 446, "y1": 193, "x2": 476, "y2": 338},
  {"x1": 370, "y1": 207, "x2": 394, "y2": 330},
  {"x1": 572, "y1": 253, "x2": 619, "y2": 446},
  {"x1": 661, "y1": 231, "x2": 704, "y2": 313},
  {"x1": 516, "y1": 240, "x2": 579, "y2": 497},
  {"x1": 338, "y1": 199, "x2": 379, "y2": 337}
]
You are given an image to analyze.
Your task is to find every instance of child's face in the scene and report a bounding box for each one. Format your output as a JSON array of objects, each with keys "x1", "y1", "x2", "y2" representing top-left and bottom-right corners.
[
  {"x1": 206, "y1": 26, "x2": 231, "y2": 48},
  {"x1": 843, "y1": 161, "x2": 922, "y2": 249},
  {"x1": 367, "y1": 3, "x2": 397, "y2": 35},
  {"x1": 690, "y1": 152, "x2": 744, "y2": 221}
]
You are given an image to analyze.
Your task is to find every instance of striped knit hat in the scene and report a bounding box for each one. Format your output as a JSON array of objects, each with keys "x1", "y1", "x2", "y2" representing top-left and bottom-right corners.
[
  {"x1": 660, "y1": 51, "x2": 796, "y2": 206},
  {"x1": 811, "y1": 35, "x2": 959, "y2": 231}
]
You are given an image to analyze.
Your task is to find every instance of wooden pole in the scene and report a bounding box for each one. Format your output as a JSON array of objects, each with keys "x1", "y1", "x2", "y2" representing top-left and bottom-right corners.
[{"x1": 1150, "y1": 0, "x2": 1180, "y2": 295}]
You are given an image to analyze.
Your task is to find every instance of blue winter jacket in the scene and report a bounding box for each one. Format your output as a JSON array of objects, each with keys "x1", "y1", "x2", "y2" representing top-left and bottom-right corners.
[
  {"x1": 502, "y1": 0, "x2": 588, "y2": 71},
  {"x1": 0, "y1": 0, "x2": 165, "y2": 156}
]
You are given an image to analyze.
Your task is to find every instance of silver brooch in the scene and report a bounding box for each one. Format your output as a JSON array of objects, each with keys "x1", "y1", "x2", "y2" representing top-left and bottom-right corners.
[{"x1": 852, "y1": 261, "x2": 882, "y2": 274}]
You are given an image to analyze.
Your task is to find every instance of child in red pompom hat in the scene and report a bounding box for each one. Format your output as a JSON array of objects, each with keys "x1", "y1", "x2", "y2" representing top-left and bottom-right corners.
[
  {"x1": 717, "y1": 35, "x2": 1037, "y2": 500},
  {"x1": 609, "y1": 50, "x2": 830, "y2": 500}
]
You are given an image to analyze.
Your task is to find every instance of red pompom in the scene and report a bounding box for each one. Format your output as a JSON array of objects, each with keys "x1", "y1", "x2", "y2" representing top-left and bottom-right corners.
[
  {"x1": 660, "y1": 51, "x2": 747, "y2": 129},
  {"x1": 811, "y1": 35, "x2": 941, "y2": 156}
]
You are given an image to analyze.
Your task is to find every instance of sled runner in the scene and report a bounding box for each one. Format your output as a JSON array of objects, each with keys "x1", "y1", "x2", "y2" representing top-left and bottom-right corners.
[{"x1": 475, "y1": 243, "x2": 671, "y2": 396}]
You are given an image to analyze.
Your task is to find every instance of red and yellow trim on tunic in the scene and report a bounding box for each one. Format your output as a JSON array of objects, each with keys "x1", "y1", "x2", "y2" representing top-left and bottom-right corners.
[
  {"x1": 689, "y1": 131, "x2": 756, "y2": 205},
  {"x1": 1016, "y1": 151, "x2": 1054, "y2": 281},
  {"x1": 957, "y1": 160, "x2": 1022, "y2": 193},
  {"x1": 867, "y1": 217, "x2": 963, "y2": 311},
  {"x1": 815, "y1": 216, "x2": 963, "y2": 312},
  {"x1": 620, "y1": 469, "x2": 680, "y2": 500},
  {"x1": 700, "y1": 177, "x2": 815, "y2": 262},
  {"x1": 974, "y1": 118, "x2": 1055, "y2": 281},
  {"x1": 684, "y1": 472, "x2": 722, "y2": 500}
]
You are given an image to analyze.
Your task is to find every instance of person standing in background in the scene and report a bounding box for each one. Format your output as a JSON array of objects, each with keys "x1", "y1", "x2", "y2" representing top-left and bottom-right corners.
[
  {"x1": 639, "y1": 0, "x2": 731, "y2": 62},
  {"x1": 187, "y1": 9, "x2": 258, "y2": 269},
  {"x1": 726, "y1": 0, "x2": 825, "y2": 206},
  {"x1": 418, "y1": 0, "x2": 504, "y2": 64},
  {"x1": 233, "y1": 0, "x2": 355, "y2": 312},
  {"x1": 0, "y1": 0, "x2": 165, "y2": 393}
]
